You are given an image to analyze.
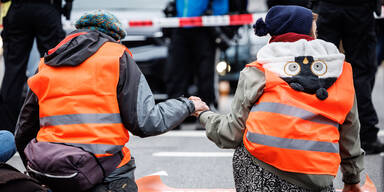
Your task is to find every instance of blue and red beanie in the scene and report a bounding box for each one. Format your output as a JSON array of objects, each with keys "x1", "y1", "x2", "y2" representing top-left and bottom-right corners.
[
  {"x1": 75, "y1": 10, "x2": 126, "y2": 41},
  {"x1": 254, "y1": 5, "x2": 313, "y2": 36}
]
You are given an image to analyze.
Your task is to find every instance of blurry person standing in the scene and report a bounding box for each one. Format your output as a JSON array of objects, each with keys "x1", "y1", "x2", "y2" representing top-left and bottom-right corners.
[
  {"x1": 164, "y1": 0, "x2": 229, "y2": 114},
  {"x1": 0, "y1": 0, "x2": 73, "y2": 132},
  {"x1": 266, "y1": 0, "x2": 311, "y2": 8},
  {"x1": 314, "y1": 0, "x2": 384, "y2": 154}
]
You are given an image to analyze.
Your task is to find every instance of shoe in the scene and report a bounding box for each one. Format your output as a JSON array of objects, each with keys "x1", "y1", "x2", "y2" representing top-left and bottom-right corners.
[{"x1": 361, "y1": 140, "x2": 384, "y2": 155}]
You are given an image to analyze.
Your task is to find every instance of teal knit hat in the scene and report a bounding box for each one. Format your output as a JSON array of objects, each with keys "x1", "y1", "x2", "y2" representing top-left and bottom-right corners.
[{"x1": 75, "y1": 10, "x2": 126, "y2": 40}]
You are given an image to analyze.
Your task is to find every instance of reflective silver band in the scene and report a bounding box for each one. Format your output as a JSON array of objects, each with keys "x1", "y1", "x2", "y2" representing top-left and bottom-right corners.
[
  {"x1": 251, "y1": 102, "x2": 339, "y2": 128},
  {"x1": 27, "y1": 165, "x2": 78, "y2": 178},
  {"x1": 53, "y1": 142, "x2": 124, "y2": 155},
  {"x1": 40, "y1": 113, "x2": 122, "y2": 127},
  {"x1": 246, "y1": 131, "x2": 339, "y2": 153}
]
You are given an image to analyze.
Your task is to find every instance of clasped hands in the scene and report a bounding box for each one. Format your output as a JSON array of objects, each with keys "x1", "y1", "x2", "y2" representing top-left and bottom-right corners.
[{"x1": 188, "y1": 96, "x2": 210, "y2": 117}]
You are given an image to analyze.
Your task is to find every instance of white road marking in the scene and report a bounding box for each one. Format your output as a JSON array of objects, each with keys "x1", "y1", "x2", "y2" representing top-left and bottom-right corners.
[
  {"x1": 378, "y1": 130, "x2": 384, "y2": 137},
  {"x1": 147, "y1": 171, "x2": 168, "y2": 176},
  {"x1": 153, "y1": 152, "x2": 233, "y2": 157},
  {"x1": 160, "y1": 131, "x2": 206, "y2": 137}
]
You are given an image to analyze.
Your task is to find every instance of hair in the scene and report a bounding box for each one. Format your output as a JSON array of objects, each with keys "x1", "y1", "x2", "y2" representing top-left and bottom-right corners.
[{"x1": 310, "y1": 12, "x2": 318, "y2": 39}]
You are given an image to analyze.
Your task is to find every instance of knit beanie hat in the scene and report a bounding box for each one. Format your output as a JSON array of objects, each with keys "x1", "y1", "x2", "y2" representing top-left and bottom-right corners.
[
  {"x1": 254, "y1": 5, "x2": 313, "y2": 36},
  {"x1": 75, "y1": 10, "x2": 126, "y2": 41}
]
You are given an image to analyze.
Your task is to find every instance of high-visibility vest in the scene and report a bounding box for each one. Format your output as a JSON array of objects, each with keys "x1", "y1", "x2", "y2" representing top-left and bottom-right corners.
[
  {"x1": 244, "y1": 61, "x2": 355, "y2": 176},
  {"x1": 28, "y1": 39, "x2": 132, "y2": 170}
]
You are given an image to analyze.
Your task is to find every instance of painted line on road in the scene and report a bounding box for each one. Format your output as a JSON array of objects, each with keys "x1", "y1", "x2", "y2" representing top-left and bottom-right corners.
[
  {"x1": 153, "y1": 152, "x2": 233, "y2": 157},
  {"x1": 379, "y1": 130, "x2": 384, "y2": 137},
  {"x1": 160, "y1": 131, "x2": 206, "y2": 137},
  {"x1": 147, "y1": 171, "x2": 168, "y2": 176}
]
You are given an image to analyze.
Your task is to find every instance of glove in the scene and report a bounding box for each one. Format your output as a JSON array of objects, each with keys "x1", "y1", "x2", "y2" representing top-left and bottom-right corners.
[{"x1": 62, "y1": 1, "x2": 73, "y2": 20}]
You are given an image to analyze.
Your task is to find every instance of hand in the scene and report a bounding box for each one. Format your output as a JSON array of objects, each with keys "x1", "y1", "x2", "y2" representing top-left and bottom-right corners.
[
  {"x1": 342, "y1": 184, "x2": 362, "y2": 192},
  {"x1": 189, "y1": 96, "x2": 201, "y2": 102},
  {"x1": 189, "y1": 96, "x2": 209, "y2": 117},
  {"x1": 62, "y1": 1, "x2": 73, "y2": 20}
]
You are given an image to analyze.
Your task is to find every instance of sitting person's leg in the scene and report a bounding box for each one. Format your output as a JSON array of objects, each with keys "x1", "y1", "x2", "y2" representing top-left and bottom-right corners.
[
  {"x1": 0, "y1": 130, "x2": 16, "y2": 162},
  {"x1": 90, "y1": 157, "x2": 138, "y2": 192}
]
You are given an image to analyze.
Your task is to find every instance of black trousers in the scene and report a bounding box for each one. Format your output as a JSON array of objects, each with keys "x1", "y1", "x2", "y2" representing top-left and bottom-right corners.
[
  {"x1": 165, "y1": 27, "x2": 217, "y2": 106},
  {"x1": 0, "y1": 2, "x2": 65, "y2": 132},
  {"x1": 376, "y1": 19, "x2": 384, "y2": 67},
  {"x1": 315, "y1": 1, "x2": 379, "y2": 142}
]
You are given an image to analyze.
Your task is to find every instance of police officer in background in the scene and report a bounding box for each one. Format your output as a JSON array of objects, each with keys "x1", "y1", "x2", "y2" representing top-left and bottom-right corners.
[
  {"x1": 313, "y1": 0, "x2": 384, "y2": 154},
  {"x1": 0, "y1": 0, "x2": 73, "y2": 133},
  {"x1": 164, "y1": 0, "x2": 228, "y2": 130},
  {"x1": 266, "y1": 0, "x2": 311, "y2": 8}
]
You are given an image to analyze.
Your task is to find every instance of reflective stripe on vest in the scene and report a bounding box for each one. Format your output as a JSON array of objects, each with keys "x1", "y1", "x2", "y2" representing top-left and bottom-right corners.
[
  {"x1": 244, "y1": 61, "x2": 354, "y2": 176},
  {"x1": 251, "y1": 102, "x2": 339, "y2": 129},
  {"x1": 28, "y1": 40, "x2": 131, "y2": 168},
  {"x1": 54, "y1": 142, "x2": 124, "y2": 155},
  {"x1": 40, "y1": 113, "x2": 122, "y2": 127},
  {"x1": 246, "y1": 131, "x2": 339, "y2": 153}
]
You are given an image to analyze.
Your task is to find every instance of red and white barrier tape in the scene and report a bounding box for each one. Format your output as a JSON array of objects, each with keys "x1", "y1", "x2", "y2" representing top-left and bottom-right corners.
[{"x1": 128, "y1": 13, "x2": 265, "y2": 28}]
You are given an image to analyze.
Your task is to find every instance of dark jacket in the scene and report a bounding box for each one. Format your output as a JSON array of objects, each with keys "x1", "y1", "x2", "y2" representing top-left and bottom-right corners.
[
  {"x1": 319, "y1": 0, "x2": 379, "y2": 7},
  {"x1": 267, "y1": 0, "x2": 311, "y2": 9},
  {"x1": 15, "y1": 30, "x2": 194, "y2": 176}
]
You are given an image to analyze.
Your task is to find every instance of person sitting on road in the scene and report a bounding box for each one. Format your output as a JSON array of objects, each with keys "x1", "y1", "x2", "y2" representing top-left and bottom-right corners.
[
  {"x1": 193, "y1": 5, "x2": 364, "y2": 192},
  {"x1": 14, "y1": 10, "x2": 208, "y2": 192}
]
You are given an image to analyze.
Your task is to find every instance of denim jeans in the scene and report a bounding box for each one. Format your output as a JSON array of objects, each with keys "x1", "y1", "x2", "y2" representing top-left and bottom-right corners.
[{"x1": 0, "y1": 130, "x2": 16, "y2": 162}]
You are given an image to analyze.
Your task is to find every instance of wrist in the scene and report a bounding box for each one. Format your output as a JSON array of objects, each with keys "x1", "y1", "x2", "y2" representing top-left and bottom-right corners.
[
  {"x1": 198, "y1": 110, "x2": 210, "y2": 121},
  {"x1": 177, "y1": 97, "x2": 195, "y2": 114}
]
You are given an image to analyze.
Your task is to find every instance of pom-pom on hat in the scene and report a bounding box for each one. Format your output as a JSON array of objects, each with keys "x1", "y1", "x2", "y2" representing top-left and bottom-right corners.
[
  {"x1": 253, "y1": 5, "x2": 313, "y2": 37},
  {"x1": 75, "y1": 10, "x2": 126, "y2": 41}
]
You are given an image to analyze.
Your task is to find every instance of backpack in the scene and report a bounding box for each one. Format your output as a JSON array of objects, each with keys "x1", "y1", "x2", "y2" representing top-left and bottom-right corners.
[
  {"x1": 0, "y1": 162, "x2": 50, "y2": 192},
  {"x1": 24, "y1": 139, "x2": 111, "y2": 192}
]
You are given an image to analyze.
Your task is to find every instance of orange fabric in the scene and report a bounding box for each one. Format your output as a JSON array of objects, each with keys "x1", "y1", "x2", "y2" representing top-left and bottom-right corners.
[
  {"x1": 37, "y1": 123, "x2": 128, "y2": 145},
  {"x1": 125, "y1": 47, "x2": 133, "y2": 57},
  {"x1": 244, "y1": 61, "x2": 355, "y2": 176},
  {"x1": 28, "y1": 42, "x2": 131, "y2": 167},
  {"x1": 117, "y1": 147, "x2": 131, "y2": 168},
  {"x1": 246, "y1": 61, "x2": 354, "y2": 124},
  {"x1": 244, "y1": 130, "x2": 340, "y2": 175},
  {"x1": 246, "y1": 111, "x2": 339, "y2": 142}
]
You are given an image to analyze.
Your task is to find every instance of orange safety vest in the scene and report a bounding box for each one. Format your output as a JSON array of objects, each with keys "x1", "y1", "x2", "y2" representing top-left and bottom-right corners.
[
  {"x1": 28, "y1": 40, "x2": 132, "y2": 169},
  {"x1": 244, "y1": 61, "x2": 355, "y2": 176}
]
